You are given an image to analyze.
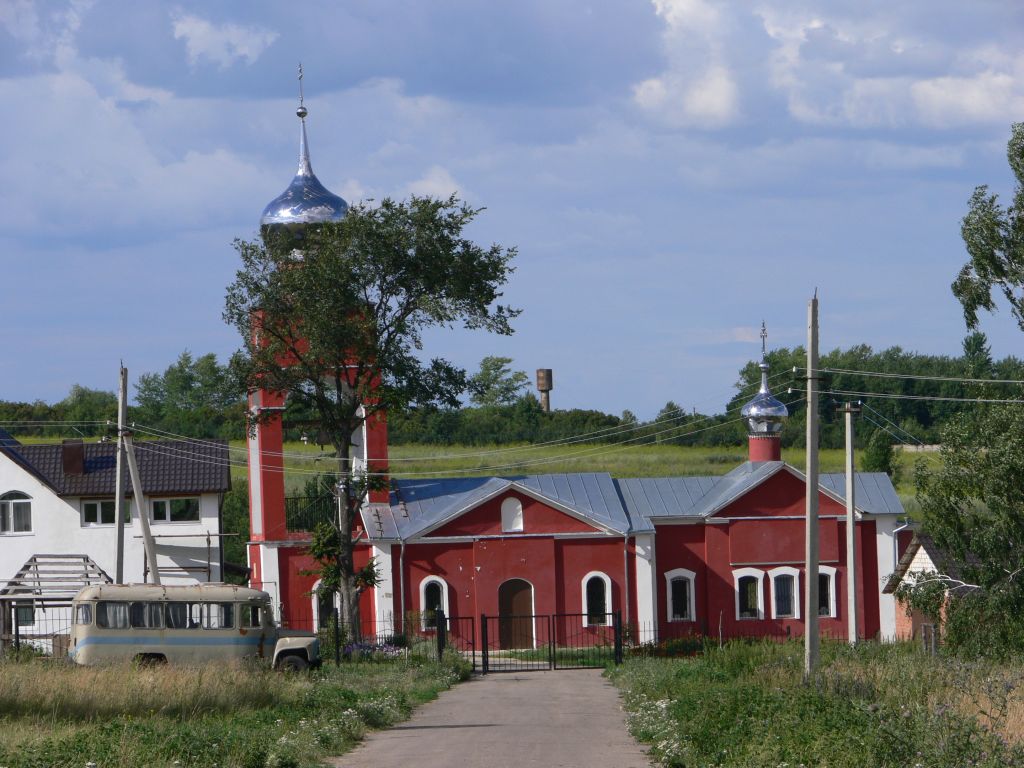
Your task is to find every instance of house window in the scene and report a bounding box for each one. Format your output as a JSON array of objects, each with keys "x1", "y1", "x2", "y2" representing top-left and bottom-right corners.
[
  {"x1": 501, "y1": 497, "x2": 523, "y2": 532},
  {"x1": 419, "y1": 576, "x2": 450, "y2": 630},
  {"x1": 768, "y1": 567, "x2": 801, "y2": 620},
  {"x1": 0, "y1": 492, "x2": 32, "y2": 533},
  {"x1": 818, "y1": 566, "x2": 837, "y2": 618},
  {"x1": 664, "y1": 568, "x2": 696, "y2": 622},
  {"x1": 15, "y1": 600, "x2": 34, "y2": 627},
  {"x1": 582, "y1": 571, "x2": 611, "y2": 626},
  {"x1": 152, "y1": 497, "x2": 200, "y2": 523},
  {"x1": 733, "y1": 568, "x2": 765, "y2": 620},
  {"x1": 82, "y1": 499, "x2": 129, "y2": 526}
]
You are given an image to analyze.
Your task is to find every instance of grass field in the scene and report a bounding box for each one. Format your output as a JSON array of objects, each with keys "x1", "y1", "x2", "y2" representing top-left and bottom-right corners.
[
  {"x1": 228, "y1": 440, "x2": 930, "y2": 502},
  {"x1": 609, "y1": 640, "x2": 1024, "y2": 767},
  {"x1": 0, "y1": 653, "x2": 471, "y2": 768}
]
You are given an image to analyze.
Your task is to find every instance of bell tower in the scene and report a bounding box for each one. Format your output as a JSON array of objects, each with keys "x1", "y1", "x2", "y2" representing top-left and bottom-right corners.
[{"x1": 246, "y1": 68, "x2": 389, "y2": 600}]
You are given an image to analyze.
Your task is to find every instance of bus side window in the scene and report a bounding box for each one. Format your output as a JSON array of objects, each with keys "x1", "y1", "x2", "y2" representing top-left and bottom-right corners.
[
  {"x1": 130, "y1": 602, "x2": 165, "y2": 629},
  {"x1": 166, "y1": 602, "x2": 188, "y2": 629},
  {"x1": 188, "y1": 603, "x2": 202, "y2": 628},
  {"x1": 74, "y1": 603, "x2": 93, "y2": 625},
  {"x1": 204, "y1": 602, "x2": 234, "y2": 629},
  {"x1": 242, "y1": 604, "x2": 262, "y2": 628},
  {"x1": 96, "y1": 601, "x2": 129, "y2": 629}
]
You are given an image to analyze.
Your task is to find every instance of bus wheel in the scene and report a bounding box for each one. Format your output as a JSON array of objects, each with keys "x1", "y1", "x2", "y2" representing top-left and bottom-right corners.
[
  {"x1": 134, "y1": 654, "x2": 167, "y2": 667},
  {"x1": 277, "y1": 654, "x2": 309, "y2": 672}
]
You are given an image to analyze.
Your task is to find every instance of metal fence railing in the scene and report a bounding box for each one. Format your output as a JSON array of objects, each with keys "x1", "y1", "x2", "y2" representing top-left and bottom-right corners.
[
  {"x1": 283, "y1": 496, "x2": 335, "y2": 533},
  {"x1": 0, "y1": 599, "x2": 73, "y2": 658}
]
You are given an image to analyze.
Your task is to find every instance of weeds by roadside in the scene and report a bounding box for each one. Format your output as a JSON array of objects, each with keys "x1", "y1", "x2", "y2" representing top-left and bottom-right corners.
[
  {"x1": 609, "y1": 640, "x2": 1024, "y2": 768},
  {"x1": 0, "y1": 652, "x2": 471, "y2": 768}
]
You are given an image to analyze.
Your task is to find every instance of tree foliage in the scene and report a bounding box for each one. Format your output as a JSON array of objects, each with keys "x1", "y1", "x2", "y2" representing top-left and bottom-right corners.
[
  {"x1": 467, "y1": 356, "x2": 530, "y2": 407},
  {"x1": 953, "y1": 122, "x2": 1024, "y2": 331},
  {"x1": 224, "y1": 195, "x2": 518, "y2": 635}
]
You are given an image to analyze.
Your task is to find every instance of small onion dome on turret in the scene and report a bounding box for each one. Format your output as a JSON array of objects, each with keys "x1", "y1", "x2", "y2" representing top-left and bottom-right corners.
[
  {"x1": 260, "y1": 100, "x2": 348, "y2": 233},
  {"x1": 741, "y1": 358, "x2": 788, "y2": 435}
]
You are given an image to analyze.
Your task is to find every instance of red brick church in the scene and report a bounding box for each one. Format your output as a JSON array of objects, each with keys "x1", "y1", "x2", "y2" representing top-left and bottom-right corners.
[{"x1": 244, "y1": 94, "x2": 906, "y2": 646}]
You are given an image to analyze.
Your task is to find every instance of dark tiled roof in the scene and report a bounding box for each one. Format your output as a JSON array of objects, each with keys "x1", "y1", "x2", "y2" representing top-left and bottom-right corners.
[{"x1": 2, "y1": 439, "x2": 231, "y2": 497}]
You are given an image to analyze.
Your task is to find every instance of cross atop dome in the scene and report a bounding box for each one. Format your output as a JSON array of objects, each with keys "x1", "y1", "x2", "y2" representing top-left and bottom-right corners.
[{"x1": 741, "y1": 322, "x2": 789, "y2": 461}]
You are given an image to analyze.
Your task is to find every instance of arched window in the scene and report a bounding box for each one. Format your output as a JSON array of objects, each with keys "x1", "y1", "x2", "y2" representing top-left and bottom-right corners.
[
  {"x1": 0, "y1": 492, "x2": 31, "y2": 534},
  {"x1": 582, "y1": 571, "x2": 611, "y2": 626},
  {"x1": 818, "y1": 565, "x2": 837, "y2": 618},
  {"x1": 664, "y1": 568, "x2": 696, "y2": 622},
  {"x1": 419, "y1": 576, "x2": 450, "y2": 630},
  {"x1": 733, "y1": 568, "x2": 765, "y2": 620},
  {"x1": 501, "y1": 497, "x2": 523, "y2": 532},
  {"x1": 768, "y1": 566, "x2": 800, "y2": 620}
]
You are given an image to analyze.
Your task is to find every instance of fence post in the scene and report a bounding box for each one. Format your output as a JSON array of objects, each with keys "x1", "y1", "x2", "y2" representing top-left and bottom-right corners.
[
  {"x1": 548, "y1": 615, "x2": 555, "y2": 670},
  {"x1": 480, "y1": 614, "x2": 489, "y2": 674},
  {"x1": 613, "y1": 611, "x2": 623, "y2": 665},
  {"x1": 14, "y1": 605, "x2": 20, "y2": 654},
  {"x1": 436, "y1": 609, "x2": 447, "y2": 659},
  {"x1": 333, "y1": 607, "x2": 341, "y2": 665}
]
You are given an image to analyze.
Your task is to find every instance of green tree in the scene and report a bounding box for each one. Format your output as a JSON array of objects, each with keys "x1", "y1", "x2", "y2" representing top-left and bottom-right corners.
[
  {"x1": 224, "y1": 195, "x2": 518, "y2": 637},
  {"x1": 467, "y1": 356, "x2": 529, "y2": 407},
  {"x1": 860, "y1": 429, "x2": 900, "y2": 482},
  {"x1": 909, "y1": 124, "x2": 1024, "y2": 655},
  {"x1": 59, "y1": 385, "x2": 117, "y2": 434},
  {"x1": 953, "y1": 122, "x2": 1024, "y2": 331}
]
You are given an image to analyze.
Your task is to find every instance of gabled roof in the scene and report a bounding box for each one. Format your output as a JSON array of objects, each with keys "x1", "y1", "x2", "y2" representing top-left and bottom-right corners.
[
  {"x1": 0, "y1": 437, "x2": 231, "y2": 497},
  {"x1": 360, "y1": 463, "x2": 905, "y2": 542},
  {"x1": 618, "y1": 461, "x2": 785, "y2": 521},
  {"x1": 882, "y1": 532, "x2": 979, "y2": 594},
  {"x1": 368, "y1": 473, "x2": 641, "y2": 541}
]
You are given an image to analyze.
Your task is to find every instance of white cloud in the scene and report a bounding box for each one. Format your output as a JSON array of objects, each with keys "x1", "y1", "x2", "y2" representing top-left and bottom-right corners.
[
  {"x1": 633, "y1": 0, "x2": 740, "y2": 127},
  {"x1": 404, "y1": 165, "x2": 462, "y2": 198},
  {"x1": 171, "y1": 12, "x2": 277, "y2": 68},
  {"x1": 912, "y1": 69, "x2": 1024, "y2": 127}
]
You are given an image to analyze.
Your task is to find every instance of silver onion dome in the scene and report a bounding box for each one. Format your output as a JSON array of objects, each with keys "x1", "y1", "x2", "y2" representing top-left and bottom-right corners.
[
  {"x1": 741, "y1": 323, "x2": 788, "y2": 435},
  {"x1": 260, "y1": 93, "x2": 348, "y2": 230}
]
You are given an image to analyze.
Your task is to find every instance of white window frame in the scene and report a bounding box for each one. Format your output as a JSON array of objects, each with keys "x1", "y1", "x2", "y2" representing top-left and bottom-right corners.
[
  {"x1": 419, "y1": 576, "x2": 450, "y2": 631},
  {"x1": 818, "y1": 565, "x2": 838, "y2": 618},
  {"x1": 151, "y1": 496, "x2": 201, "y2": 524},
  {"x1": 581, "y1": 571, "x2": 612, "y2": 627},
  {"x1": 664, "y1": 567, "x2": 696, "y2": 622},
  {"x1": 733, "y1": 567, "x2": 765, "y2": 620},
  {"x1": 0, "y1": 492, "x2": 32, "y2": 534},
  {"x1": 768, "y1": 566, "x2": 801, "y2": 620},
  {"x1": 81, "y1": 498, "x2": 130, "y2": 527},
  {"x1": 501, "y1": 496, "x2": 523, "y2": 532}
]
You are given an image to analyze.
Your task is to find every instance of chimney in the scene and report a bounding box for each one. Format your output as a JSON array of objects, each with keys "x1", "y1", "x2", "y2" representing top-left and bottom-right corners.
[
  {"x1": 536, "y1": 368, "x2": 553, "y2": 412},
  {"x1": 62, "y1": 439, "x2": 85, "y2": 475}
]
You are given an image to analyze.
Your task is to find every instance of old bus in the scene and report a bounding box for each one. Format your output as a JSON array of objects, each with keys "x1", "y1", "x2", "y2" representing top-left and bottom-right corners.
[{"x1": 68, "y1": 583, "x2": 319, "y2": 669}]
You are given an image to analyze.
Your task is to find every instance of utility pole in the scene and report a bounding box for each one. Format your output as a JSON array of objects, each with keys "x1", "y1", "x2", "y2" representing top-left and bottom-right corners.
[
  {"x1": 805, "y1": 293, "x2": 820, "y2": 678},
  {"x1": 113, "y1": 364, "x2": 128, "y2": 584},
  {"x1": 838, "y1": 400, "x2": 862, "y2": 646},
  {"x1": 124, "y1": 430, "x2": 161, "y2": 585}
]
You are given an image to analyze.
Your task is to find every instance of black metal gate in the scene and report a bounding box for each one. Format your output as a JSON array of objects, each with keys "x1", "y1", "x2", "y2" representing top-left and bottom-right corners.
[{"x1": 479, "y1": 611, "x2": 623, "y2": 673}]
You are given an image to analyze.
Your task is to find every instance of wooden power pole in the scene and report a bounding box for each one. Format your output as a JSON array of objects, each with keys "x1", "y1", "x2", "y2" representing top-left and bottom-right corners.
[
  {"x1": 114, "y1": 364, "x2": 128, "y2": 584},
  {"x1": 805, "y1": 293, "x2": 820, "y2": 678},
  {"x1": 838, "y1": 401, "x2": 862, "y2": 645}
]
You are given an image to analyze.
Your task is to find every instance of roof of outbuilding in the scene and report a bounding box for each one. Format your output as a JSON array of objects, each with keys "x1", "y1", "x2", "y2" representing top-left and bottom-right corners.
[{"x1": 0, "y1": 437, "x2": 231, "y2": 497}]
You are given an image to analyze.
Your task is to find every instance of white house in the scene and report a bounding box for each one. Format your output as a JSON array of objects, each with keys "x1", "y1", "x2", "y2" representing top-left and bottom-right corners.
[{"x1": 0, "y1": 432, "x2": 231, "y2": 591}]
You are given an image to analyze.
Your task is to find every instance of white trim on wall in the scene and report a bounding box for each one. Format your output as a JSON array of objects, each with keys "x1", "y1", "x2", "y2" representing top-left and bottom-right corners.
[
  {"x1": 768, "y1": 566, "x2": 801, "y2": 620},
  {"x1": 634, "y1": 534, "x2": 657, "y2": 631},
  {"x1": 581, "y1": 570, "x2": 612, "y2": 627},
  {"x1": 733, "y1": 567, "x2": 765, "y2": 620},
  {"x1": 419, "y1": 575, "x2": 450, "y2": 630},
  {"x1": 663, "y1": 567, "x2": 696, "y2": 622}
]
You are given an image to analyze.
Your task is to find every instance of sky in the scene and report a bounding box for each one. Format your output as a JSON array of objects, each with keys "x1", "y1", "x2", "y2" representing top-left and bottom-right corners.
[{"x1": 2, "y1": 0, "x2": 1023, "y2": 420}]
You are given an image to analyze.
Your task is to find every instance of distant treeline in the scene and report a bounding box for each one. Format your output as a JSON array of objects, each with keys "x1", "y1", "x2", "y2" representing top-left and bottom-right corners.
[{"x1": 2, "y1": 334, "x2": 1019, "y2": 450}]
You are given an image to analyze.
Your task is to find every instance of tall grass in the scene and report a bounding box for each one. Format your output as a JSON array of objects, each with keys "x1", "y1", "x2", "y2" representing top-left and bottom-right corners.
[
  {"x1": 609, "y1": 640, "x2": 1024, "y2": 767},
  {"x1": 0, "y1": 654, "x2": 471, "y2": 768}
]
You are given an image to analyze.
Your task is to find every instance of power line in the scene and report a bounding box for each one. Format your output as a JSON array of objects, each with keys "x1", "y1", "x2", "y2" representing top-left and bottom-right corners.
[
  {"x1": 788, "y1": 387, "x2": 1024, "y2": 405},
  {"x1": 800, "y1": 367, "x2": 1024, "y2": 386},
  {"x1": 860, "y1": 403, "x2": 925, "y2": 446},
  {"x1": 124, "y1": 369, "x2": 795, "y2": 464},
  {"x1": 861, "y1": 414, "x2": 911, "y2": 447}
]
